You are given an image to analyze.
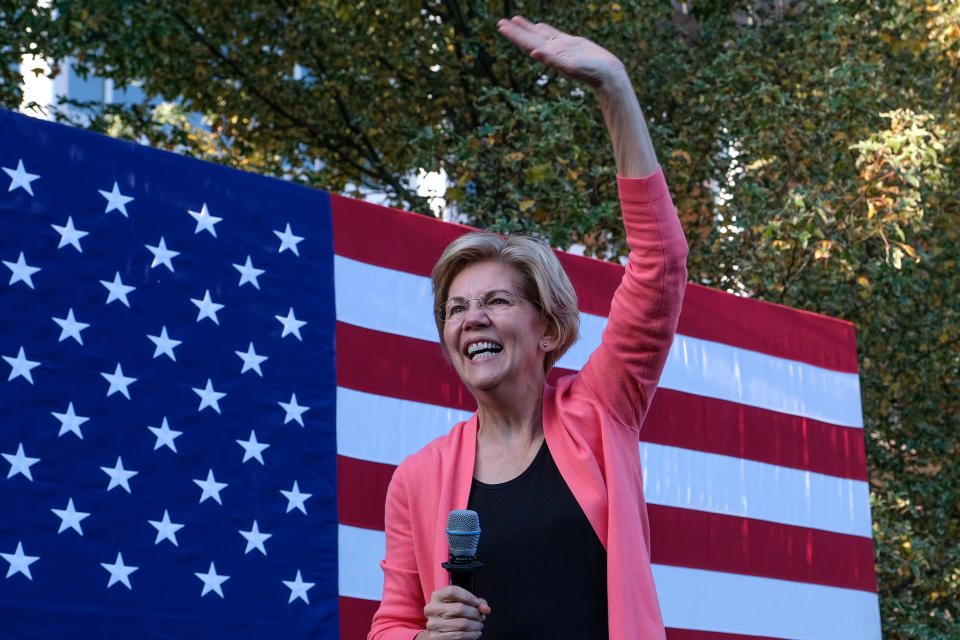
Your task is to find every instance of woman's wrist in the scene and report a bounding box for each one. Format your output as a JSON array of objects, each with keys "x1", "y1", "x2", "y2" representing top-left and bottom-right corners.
[{"x1": 593, "y1": 63, "x2": 632, "y2": 106}]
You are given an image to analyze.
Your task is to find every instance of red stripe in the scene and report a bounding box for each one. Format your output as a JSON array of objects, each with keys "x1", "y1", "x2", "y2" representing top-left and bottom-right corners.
[
  {"x1": 340, "y1": 594, "x2": 789, "y2": 640},
  {"x1": 339, "y1": 593, "x2": 792, "y2": 640},
  {"x1": 337, "y1": 456, "x2": 876, "y2": 592},
  {"x1": 338, "y1": 456, "x2": 394, "y2": 530},
  {"x1": 337, "y1": 322, "x2": 867, "y2": 480},
  {"x1": 336, "y1": 321, "x2": 477, "y2": 413},
  {"x1": 677, "y1": 283, "x2": 859, "y2": 374},
  {"x1": 331, "y1": 194, "x2": 858, "y2": 372},
  {"x1": 340, "y1": 595, "x2": 379, "y2": 640},
  {"x1": 648, "y1": 505, "x2": 877, "y2": 593},
  {"x1": 331, "y1": 192, "x2": 469, "y2": 284},
  {"x1": 643, "y1": 389, "x2": 867, "y2": 482}
]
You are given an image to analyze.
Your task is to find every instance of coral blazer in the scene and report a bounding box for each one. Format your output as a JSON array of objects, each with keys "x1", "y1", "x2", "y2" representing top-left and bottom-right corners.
[{"x1": 369, "y1": 167, "x2": 688, "y2": 640}]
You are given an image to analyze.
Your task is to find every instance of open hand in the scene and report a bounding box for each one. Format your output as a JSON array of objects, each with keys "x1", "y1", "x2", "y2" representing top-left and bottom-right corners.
[
  {"x1": 496, "y1": 15, "x2": 626, "y2": 90},
  {"x1": 417, "y1": 585, "x2": 491, "y2": 640}
]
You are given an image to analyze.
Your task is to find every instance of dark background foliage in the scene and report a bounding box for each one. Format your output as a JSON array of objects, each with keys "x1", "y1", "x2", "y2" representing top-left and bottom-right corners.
[{"x1": 3, "y1": 1, "x2": 957, "y2": 636}]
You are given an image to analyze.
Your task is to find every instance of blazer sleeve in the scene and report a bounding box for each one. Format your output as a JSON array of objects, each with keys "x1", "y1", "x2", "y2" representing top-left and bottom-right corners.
[
  {"x1": 368, "y1": 463, "x2": 426, "y2": 640},
  {"x1": 574, "y1": 166, "x2": 688, "y2": 430}
]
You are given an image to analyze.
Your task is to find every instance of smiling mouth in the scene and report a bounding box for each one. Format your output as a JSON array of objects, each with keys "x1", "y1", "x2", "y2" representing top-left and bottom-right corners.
[{"x1": 466, "y1": 341, "x2": 503, "y2": 360}]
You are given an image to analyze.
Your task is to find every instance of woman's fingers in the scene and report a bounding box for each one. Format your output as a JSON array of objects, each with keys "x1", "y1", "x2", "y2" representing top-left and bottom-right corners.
[
  {"x1": 476, "y1": 598, "x2": 491, "y2": 616},
  {"x1": 432, "y1": 585, "x2": 484, "y2": 606},
  {"x1": 497, "y1": 14, "x2": 625, "y2": 88},
  {"x1": 422, "y1": 586, "x2": 489, "y2": 639},
  {"x1": 496, "y1": 16, "x2": 544, "y2": 53},
  {"x1": 496, "y1": 16, "x2": 566, "y2": 54}
]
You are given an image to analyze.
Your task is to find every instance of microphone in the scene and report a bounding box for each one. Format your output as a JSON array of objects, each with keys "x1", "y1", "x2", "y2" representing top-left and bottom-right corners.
[{"x1": 442, "y1": 509, "x2": 483, "y2": 593}]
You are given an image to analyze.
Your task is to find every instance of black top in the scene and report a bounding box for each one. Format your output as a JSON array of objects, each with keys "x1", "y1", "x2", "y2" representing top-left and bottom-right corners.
[{"x1": 467, "y1": 441, "x2": 608, "y2": 639}]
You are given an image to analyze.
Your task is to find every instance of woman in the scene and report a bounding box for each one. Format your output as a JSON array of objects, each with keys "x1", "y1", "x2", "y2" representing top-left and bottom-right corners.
[{"x1": 369, "y1": 15, "x2": 688, "y2": 640}]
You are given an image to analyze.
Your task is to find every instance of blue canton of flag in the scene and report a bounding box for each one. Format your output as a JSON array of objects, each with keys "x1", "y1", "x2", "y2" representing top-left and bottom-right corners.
[{"x1": 0, "y1": 109, "x2": 338, "y2": 638}]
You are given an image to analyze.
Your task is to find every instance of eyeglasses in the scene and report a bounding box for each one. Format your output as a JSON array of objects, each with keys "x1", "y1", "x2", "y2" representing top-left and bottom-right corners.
[{"x1": 438, "y1": 289, "x2": 533, "y2": 323}]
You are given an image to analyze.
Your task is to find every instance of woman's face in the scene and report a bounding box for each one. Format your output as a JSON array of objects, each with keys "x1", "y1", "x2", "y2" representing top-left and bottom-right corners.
[{"x1": 442, "y1": 261, "x2": 548, "y2": 396}]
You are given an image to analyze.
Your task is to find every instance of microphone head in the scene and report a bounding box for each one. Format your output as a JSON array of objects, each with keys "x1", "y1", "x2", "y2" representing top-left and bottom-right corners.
[{"x1": 445, "y1": 510, "x2": 481, "y2": 557}]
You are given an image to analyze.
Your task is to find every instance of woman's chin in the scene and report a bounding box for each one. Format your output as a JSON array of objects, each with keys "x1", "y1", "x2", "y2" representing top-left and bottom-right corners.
[{"x1": 459, "y1": 357, "x2": 510, "y2": 393}]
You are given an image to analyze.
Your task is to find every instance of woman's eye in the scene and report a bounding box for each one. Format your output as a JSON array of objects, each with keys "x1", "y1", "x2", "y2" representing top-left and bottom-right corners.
[
  {"x1": 448, "y1": 304, "x2": 467, "y2": 316},
  {"x1": 488, "y1": 297, "x2": 510, "y2": 307}
]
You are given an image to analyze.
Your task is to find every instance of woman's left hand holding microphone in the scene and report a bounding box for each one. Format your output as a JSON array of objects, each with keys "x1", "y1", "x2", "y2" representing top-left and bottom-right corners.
[{"x1": 416, "y1": 585, "x2": 491, "y2": 639}]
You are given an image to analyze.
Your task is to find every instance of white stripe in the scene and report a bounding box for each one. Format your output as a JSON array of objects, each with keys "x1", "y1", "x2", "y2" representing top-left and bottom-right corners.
[
  {"x1": 661, "y1": 334, "x2": 863, "y2": 428},
  {"x1": 641, "y1": 443, "x2": 871, "y2": 538},
  {"x1": 334, "y1": 256, "x2": 863, "y2": 427},
  {"x1": 654, "y1": 564, "x2": 882, "y2": 640},
  {"x1": 336, "y1": 256, "x2": 439, "y2": 342},
  {"x1": 337, "y1": 525, "x2": 881, "y2": 640},
  {"x1": 337, "y1": 387, "x2": 472, "y2": 466},
  {"x1": 338, "y1": 524, "x2": 385, "y2": 601},
  {"x1": 336, "y1": 390, "x2": 871, "y2": 537}
]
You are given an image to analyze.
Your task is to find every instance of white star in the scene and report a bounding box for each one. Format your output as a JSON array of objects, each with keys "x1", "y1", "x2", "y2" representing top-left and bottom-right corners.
[
  {"x1": 191, "y1": 290, "x2": 224, "y2": 325},
  {"x1": 3, "y1": 160, "x2": 40, "y2": 196},
  {"x1": 3, "y1": 443, "x2": 40, "y2": 481},
  {"x1": 4, "y1": 252, "x2": 40, "y2": 289},
  {"x1": 1, "y1": 542, "x2": 39, "y2": 580},
  {"x1": 145, "y1": 237, "x2": 180, "y2": 272},
  {"x1": 280, "y1": 480, "x2": 312, "y2": 515},
  {"x1": 147, "y1": 326, "x2": 181, "y2": 361},
  {"x1": 275, "y1": 307, "x2": 306, "y2": 340},
  {"x1": 195, "y1": 562, "x2": 229, "y2": 598},
  {"x1": 98, "y1": 181, "x2": 134, "y2": 217},
  {"x1": 193, "y1": 469, "x2": 227, "y2": 505},
  {"x1": 51, "y1": 498, "x2": 90, "y2": 535},
  {"x1": 100, "y1": 552, "x2": 138, "y2": 589},
  {"x1": 273, "y1": 223, "x2": 304, "y2": 256},
  {"x1": 101, "y1": 456, "x2": 137, "y2": 493},
  {"x1": 52, "y1": 402, "x2": 89, "y2": 439},
  {"x1": 282, "y1": 570, "x2": 315, "y2": 604},
  {"x1": 192, "y1": 379, "x2": 225, "y2": 413},
  {"x1": 238, "y1": 520, "x2": 272, "y2": 555},
  {"x1": 101, "y1": 363, "x2": 137, "y2": 399},
  {"x1": 51, "y1": 216, "x2": 89, "y2": 252},
  {"x1": 148, "y1": 510, "x2": 184, "y2": 546},
  {"x1": 188, "y1": 203, "x2": 222, "y2": 237},
  {"x1": 236, "y1": 430, "x2": 269, "y2": 465},
  {"x1": 99, "y1": 271, "x2": 135, "y2": 307},
  {"x1": 235, "y1": 342, "x2": 267, "y2": 376},
  {"x1": 3, "y1": 346, "x2": 40, "y2": 384},
  {"x1": 278, "y1": 393, "x2": 310, "y2": 427},
  {"x1": 52, "y1": 308, "x2": 90, "y2": 345},
  {"x1": 147, "y1": 417, "x2": 182, "y2": 453},
  {"x1": 233, "y1": 255, "x2": 265, "y2": 289}
]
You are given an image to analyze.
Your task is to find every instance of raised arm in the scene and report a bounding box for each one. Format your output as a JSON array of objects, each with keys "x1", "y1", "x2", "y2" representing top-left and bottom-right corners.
[
  {"x1": 499, "y1": 16, "x2": 688, "y2": 427},
  {"x1": 496, "y1": 16, "x2": 657, "y2": 178}
]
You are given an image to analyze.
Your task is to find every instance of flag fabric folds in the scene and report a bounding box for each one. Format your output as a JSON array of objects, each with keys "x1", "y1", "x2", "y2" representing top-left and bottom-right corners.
[{"x1": 0, "y1": 109, "x2": 881, "y2": 640}]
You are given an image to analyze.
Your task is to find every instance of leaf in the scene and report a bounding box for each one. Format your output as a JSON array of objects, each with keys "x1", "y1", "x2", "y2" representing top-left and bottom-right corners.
[{"x1": 524, "y1": 163, "x2": 552, "y2": 184}]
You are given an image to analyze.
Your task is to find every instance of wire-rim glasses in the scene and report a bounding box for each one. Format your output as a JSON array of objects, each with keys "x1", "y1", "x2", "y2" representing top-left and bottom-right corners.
[{"x1": 437, "y1": 289, "x2": 533, "y2": 324}]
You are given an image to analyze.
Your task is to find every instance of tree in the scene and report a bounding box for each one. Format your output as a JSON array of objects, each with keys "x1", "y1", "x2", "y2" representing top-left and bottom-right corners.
[{"x1": 3, "y1": 0, "x2": 958, "y2": 636}]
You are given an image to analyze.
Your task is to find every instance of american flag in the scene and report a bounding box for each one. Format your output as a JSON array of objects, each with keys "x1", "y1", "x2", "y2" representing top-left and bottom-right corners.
[{"x1": 0, "y1": 108, "x2": 881, "y2": 640}]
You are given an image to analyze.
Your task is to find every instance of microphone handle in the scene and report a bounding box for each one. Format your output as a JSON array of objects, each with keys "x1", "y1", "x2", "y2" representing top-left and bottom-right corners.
[
  {"x1": 442, "y1": 558, "x2": 482, "y2": 595},
  {"x1": 449, "y1": 568, "x2": 476, "y2": 593}
]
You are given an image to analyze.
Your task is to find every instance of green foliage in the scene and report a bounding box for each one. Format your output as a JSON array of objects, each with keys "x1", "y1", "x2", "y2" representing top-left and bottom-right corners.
[
  {"x1": 3, "y1": 0, "x2": 959, "y2": 635},
  {"x1": 0, "y1": 1, "x2": 58, "y2": 112}
]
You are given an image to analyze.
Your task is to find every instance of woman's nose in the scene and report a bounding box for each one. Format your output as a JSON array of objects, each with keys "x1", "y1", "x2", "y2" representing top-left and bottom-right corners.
[{"x1": 461, "y1": 301, "x2": 490, "y2": 328}]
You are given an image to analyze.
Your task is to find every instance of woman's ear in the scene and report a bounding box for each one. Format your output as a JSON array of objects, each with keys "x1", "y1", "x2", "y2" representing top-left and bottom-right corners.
[{"x1": 540, "y1": 318, "x2": 560, "y2": 351}]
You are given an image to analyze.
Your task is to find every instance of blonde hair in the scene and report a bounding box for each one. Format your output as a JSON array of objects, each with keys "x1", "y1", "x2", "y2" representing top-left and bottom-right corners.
[{"x1": 431, "y1": 232, "x2": 579, "y2": 372}]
